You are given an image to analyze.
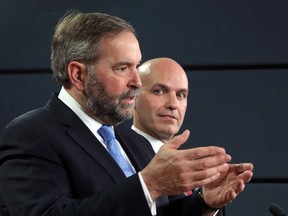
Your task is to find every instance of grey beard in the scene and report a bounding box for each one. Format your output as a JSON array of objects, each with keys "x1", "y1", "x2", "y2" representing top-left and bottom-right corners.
[{"x1": 86, "y1": 89, "x2": 138, "y2": 126}]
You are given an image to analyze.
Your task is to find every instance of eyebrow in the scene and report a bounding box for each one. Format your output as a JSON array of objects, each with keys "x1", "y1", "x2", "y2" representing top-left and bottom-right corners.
[
  {"x1": 152, "y1": 83, "x2": 189, "y2": 93},
  {"x1": 112, "y1": 61, "x2": 131, "y2": 67},
  {"x1": 112, "y1": 60, "x2": 142, "y2": 69}
]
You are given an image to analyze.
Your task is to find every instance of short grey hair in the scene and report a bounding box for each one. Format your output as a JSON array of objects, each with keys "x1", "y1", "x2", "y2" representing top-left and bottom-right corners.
[{"x1": 51, "y1": 10, "x2": 135, "y2": 85}]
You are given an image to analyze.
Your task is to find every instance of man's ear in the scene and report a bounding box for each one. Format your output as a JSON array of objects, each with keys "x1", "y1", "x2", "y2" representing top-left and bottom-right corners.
[{"x1": 67, "y1": 61, "x2": 87, "y2": 91}]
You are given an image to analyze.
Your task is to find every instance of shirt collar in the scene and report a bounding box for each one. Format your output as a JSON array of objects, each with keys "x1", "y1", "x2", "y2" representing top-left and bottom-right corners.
[
  {"x1": 131, "y1": 125, "x2": 164, "y2": 153},
  {"x1": 58, "y1": 87, "x2": 103, "y2": 140}
]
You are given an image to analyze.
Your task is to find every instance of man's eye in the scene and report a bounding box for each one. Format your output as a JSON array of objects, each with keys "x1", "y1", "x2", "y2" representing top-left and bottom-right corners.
[
  {"x1": 177, "y1": 92, "x2": 187, "y2": 99},
  {"x1": 153, "y1": 89, "x2": 163, "y2": 94},
  {"x1": 116, "y1": 66, "x2": 128, "y2": 72}
]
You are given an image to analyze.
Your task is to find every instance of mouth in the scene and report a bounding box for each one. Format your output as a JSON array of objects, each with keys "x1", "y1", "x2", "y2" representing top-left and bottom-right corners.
[
  {"x1": 122, "y1": 96, "x2": 135, "y2": 105},
  {"x1": 120, "y1": 90, "x2": 138, "y2": 104},
  {"x1": 159, "y1": 114, "x2": 177, "y2": 120}
]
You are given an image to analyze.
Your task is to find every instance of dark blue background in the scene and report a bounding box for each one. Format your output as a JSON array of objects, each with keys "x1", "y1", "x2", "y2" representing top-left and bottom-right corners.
[{"x1": 1, "y1": 1, "x2": 288, "y2": 215}]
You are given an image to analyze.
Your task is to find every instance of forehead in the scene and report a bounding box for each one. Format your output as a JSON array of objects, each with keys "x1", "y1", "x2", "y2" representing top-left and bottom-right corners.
[
  {"x1": 99, "y1": 31, "x2": 141, "y2": 61},
  {"x1": 147, "y1": 65, "x2": 188, "y2": 90}
]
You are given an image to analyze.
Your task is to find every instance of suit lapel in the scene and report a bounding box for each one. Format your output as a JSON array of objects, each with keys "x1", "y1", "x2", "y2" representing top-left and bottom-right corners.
[
  {"x1": 115, "y1": 124, "x2": 155, "y2": 172},
  {"x1": 46, "y1": 94, "x2": 155, "y2": 180},
  {"x1": 46, "y1": 94, "x2": 126, "y2": 181},
  {"x1": 67, "y1": 122, "x2": 126, "y2": 180}
]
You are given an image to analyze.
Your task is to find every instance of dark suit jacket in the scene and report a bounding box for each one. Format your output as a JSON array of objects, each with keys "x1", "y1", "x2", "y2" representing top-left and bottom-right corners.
[{"x1": 0, "y1": 94, "x2": 209, "y2": 216}]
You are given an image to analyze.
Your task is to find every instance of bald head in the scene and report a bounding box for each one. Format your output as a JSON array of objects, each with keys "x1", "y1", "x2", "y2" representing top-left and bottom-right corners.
[
  {"x1": 134, "y1": 57, "x2": 188, "y2": 143},
  {"x1": 138, "y1": 57, "x2": 186, "y2": 83}
]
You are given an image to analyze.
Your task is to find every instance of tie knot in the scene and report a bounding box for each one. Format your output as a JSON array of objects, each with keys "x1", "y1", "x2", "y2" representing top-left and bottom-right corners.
[{"x1": 98, "y1": 125, "x2": 115, "y2": 143}]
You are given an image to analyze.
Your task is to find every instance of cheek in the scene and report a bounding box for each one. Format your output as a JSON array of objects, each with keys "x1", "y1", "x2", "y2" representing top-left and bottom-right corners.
[
  {"x1": 145, "y1": 100, "x2": 161, "y2": 113},
  {"x1": 136, "y1": 95, "x2": 163, "y2": 115},
  {"x1": 179, "y1": 107, "x2": 187, "y2": 121},
  {"x1": 105, "y1": 80, "x2": 124, "y2": 96}
]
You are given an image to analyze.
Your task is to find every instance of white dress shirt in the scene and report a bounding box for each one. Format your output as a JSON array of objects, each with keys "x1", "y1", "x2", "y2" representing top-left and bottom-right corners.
[{"x1": 131, "y1": 125, "x2": 164, "y2": 153}]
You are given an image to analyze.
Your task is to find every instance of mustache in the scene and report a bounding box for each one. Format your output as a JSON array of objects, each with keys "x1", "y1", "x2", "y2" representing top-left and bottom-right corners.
[{"x1": 119, "y1": 89, "x2": 139, "y2": 100}]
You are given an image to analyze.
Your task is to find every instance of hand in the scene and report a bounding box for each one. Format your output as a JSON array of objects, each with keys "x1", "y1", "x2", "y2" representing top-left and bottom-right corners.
[
  {"x1": 202, "y1": 163, "x2": 254, "y2": 208},
  {"x1": 141, "y1": 130, "x2": 232, "y2": 200}
]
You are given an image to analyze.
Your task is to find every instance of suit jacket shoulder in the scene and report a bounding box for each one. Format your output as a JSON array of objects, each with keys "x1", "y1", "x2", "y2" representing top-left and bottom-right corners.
[{"x1": 0, "y1": 94, "x2": 153, "y2": 216}]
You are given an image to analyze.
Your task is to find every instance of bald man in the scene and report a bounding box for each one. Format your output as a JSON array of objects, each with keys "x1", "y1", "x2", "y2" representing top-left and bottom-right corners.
[
  {"x1": 133, "y1": 57, "x2": 188, "y2": 152},
  {"x1": 132, "y1": 57, "x2": 254, "y2": 216}
]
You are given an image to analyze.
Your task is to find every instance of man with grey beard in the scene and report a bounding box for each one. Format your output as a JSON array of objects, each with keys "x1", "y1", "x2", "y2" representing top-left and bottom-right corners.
[{"x1": 0, "y1": 10, "x2": 253, "y2": 216}]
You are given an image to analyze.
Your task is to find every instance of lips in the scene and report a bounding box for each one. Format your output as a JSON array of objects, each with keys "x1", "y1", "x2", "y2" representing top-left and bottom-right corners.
[
  {"x1": 121, "y1": 90, "x2": 138, "y2": 101},
  {"x1": 159, "y1": 114, "x2": 177, "y2": 120},
  {"x1": 120, "y1": 90, "x2": 137, "y2": 104},
  {"x1": 122, "y1": 96, "x2": 135, "y2": 105}
]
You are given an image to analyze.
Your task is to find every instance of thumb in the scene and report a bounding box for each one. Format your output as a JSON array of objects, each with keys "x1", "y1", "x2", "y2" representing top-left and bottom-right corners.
[{"x1": 167, "y1": 130, "x2": 190, "y2": 150}]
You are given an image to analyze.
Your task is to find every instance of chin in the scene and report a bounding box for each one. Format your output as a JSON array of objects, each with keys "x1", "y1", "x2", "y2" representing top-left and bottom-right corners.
[{"x1": 161, "y1": 129, "x2": 176, "y2": 136}]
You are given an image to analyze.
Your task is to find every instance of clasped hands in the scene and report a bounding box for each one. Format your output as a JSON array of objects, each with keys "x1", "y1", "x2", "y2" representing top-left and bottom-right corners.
[{"x1": 141, "y1": 130, "x2": 254, "y2": 208}]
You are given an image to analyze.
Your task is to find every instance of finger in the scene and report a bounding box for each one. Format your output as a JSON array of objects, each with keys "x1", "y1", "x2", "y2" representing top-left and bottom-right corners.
[
  {"x1": 240, "y1": 170, "x2": 254, "y2": 183},
  {"x1": 182, "y1": 146, "x2": 228, "y2": 160},
  {"x1": 235, "y1": 180, "x2": 246, "y2": 194},
  {"x1": 226, "y1": 187, "x2": 238, "y2": 202},
  {"x1": 191, "y1": 172, "x2": 221, "y2": 189},
  {"x1": 230, "y1": 163, "x2": 254, "y2": 183},
  {"x1": 235, "y1": 163, "x2": 254, "y2": 173},
  {"x1": 189, "y1": 153, "x2": 231, "y2": 171},
  {"x1": 167, "y1": 130, "x2": 190, "y2": 150},
  {"x1": 190, "y1": 163, "x2": 229, "y2": 184},
  {"x1": 231, "y1": 174, "x2": 251, "y2": 194}
]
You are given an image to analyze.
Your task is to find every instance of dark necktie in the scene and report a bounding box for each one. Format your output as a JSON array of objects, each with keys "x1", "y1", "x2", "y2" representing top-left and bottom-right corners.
[{"x1": 98, "y1": 125, "x2": 134, "y2": 177}]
